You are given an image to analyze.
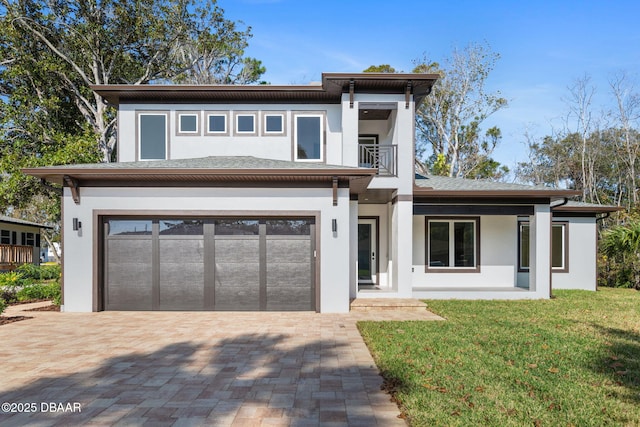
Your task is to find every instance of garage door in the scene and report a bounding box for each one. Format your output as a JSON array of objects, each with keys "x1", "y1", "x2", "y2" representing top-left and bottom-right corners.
[{"x1": 103, "y1": 217, "x2": 316, "y2": 311}]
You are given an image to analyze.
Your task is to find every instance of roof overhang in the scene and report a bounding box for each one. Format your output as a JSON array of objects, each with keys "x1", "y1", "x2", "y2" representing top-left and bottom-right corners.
[
  {"x1": 552, "y1": 204, "x2": 624, "y2": 213},
  {"x1": 91, "y1": 72, "x2": 439, "y2": 106},
  {"x1": 413, "y1": 187, "x2": 581, "y2": 200}
]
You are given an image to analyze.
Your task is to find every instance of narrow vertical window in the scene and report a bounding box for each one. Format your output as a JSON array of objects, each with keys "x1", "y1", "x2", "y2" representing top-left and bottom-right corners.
[
  {"x1": 519, "y1": 222, "x2": 567, "y2": 272},
  {"x1": 295, "y1": 115, "x2": 323, "y2": 161},
  {"x1": 139, "y1": 114, "x2": 167, "y2": 160}
]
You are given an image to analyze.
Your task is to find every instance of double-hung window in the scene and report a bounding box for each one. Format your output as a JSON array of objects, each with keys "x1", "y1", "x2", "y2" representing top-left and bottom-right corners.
[
  {"x1": 294, "y1": 114, "x2": 323, "y2": 161},
  {"x1": 138, "y1": 112, "x2": 168, "y2": 160},
  {"x1": 519, "y1": 222, "x2": 568, "y2": 272},
  {"x1": 0, "y1": 230, "x2": 10, "y2": 245},
  {"x1": 426, "y1": 217, "x2": 479, "y2": 271}
]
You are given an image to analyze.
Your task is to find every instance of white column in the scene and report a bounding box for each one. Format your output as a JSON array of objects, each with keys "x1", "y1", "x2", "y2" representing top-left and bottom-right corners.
[
  {"x1": 530, "y1": 204, "x2": 551, "y2": 298},
  {"x1": 341, "y1": 94, "x2": 359, "y2": 167},
  {"x1": 391, "y1": 199, "x2": 413, "y2": 297},
  {"x1": 349, "y1": 199, "x2": 358, "y2": 299}
]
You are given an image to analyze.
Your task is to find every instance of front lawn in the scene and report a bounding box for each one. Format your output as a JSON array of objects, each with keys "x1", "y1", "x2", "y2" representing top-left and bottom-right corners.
[{"x1": 358, "y1": 288, "x2": 640, "y2": 426}]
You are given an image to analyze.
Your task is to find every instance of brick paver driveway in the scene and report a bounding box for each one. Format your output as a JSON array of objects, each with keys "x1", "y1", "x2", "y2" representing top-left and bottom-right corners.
[{"x1": 0, "y1": 303, "x2": 441, "y2": 426}]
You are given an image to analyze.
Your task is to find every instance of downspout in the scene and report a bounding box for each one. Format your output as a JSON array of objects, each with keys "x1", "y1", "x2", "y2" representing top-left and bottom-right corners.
[{"x1": 548, "y1": 197, "x2": 568, "y2": 298}]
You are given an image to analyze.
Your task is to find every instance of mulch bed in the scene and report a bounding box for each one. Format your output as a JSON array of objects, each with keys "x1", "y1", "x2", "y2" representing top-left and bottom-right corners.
[
  {"x1": 0, "y1": 316, "x2": 33, "y2": 326},
  {"x1": 24, "y1": 304, "x2": 60, "y2": 312}
]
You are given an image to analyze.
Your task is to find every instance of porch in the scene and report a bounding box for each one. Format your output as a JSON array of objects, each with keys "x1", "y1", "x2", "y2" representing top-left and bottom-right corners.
[{"x1": 0, "y1": 244, "x2": 34, "y2": 270}]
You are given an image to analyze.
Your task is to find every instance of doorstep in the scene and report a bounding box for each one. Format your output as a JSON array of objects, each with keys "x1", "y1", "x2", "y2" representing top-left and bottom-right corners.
[{"x1": 350, "y1": 298, "x2": 428, "y2": 312}]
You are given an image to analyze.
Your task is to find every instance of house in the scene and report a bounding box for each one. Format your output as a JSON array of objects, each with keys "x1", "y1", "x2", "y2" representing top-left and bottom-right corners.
[
  {"x1": 0, "y1": 215, "x2": 51, "y2": 271},
  {"x1": 23, "y1": 73, "x2": 618, "y2": 312}
]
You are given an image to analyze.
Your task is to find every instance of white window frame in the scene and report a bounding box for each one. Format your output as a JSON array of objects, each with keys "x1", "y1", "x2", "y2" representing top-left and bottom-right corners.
[
  {"x1": 205, "y1": 112, "x2": 229, "y2": 136},
  {"x1": 293, "y1": 113, "x2": 324, "y2": 162},
  {"x1": 262, "y1": 112, "x2": 286, "y2": 136},
  {"x1": 519, "y1": 222, "x2": 568, "y2": 272},
  {"x1": 426, "y1": 217, "x2": 479, "y2": 271},
  {"x1": 137, "y1": 112, "x2": 168, "y2": 161},
  {"x1": 234, "y1": 112, "x2": 257, "y2": 136},
  {"x1": 176, "y1": 112, "x2": 200, "y2": 136}
]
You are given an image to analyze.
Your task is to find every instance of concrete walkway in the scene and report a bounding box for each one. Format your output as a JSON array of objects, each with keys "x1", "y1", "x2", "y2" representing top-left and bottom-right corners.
[{"x1": 0, "y1": 303, "x2": 442, "y2": 426}]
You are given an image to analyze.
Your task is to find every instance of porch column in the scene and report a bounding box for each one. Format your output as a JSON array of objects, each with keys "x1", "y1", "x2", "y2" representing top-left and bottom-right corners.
[
  {"x1": 529, "y1": 204, "x2": 551, "y2": 298},
  {"x1": 349, "y1": 198, "x2": 358, "y2": 299},
  {"x1": 341, "y1": 94, "x2": 358, "y2": 167},
  {"x1": 391, "y1": 199, "x2": 413, "y2": 297}
]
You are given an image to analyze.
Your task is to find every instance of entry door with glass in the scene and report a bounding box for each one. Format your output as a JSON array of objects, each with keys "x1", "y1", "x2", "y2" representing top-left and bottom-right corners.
[{"x1": 358, "y1": 218, "x2": 377, "y2": 284}]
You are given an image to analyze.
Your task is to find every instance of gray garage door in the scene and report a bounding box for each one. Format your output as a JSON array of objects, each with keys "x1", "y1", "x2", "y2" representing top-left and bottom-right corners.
[{"x1": 103, "y1": 217, "x2": 316, "y2": 311}]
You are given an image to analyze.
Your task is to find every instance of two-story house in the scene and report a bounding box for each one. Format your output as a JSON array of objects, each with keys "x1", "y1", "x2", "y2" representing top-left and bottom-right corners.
[{"x1": 25, "y1": 73, "x2": 618, "y2": 312}]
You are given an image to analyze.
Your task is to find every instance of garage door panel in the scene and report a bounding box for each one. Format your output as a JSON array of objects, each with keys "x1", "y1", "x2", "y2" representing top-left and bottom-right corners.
[
  {"x1": 267, "y1": 287, "x2": 312, "y2": 310},
  {"x1": 266, "y1": 239, "x2": 310, "y2": 263},
  {"x1": 267, "y1": 263, "x2": 311, "y2": 285},
  {"x1": 215, "y1": 238, "x2": 259, "y2": 262},
  {"x1": 106, "y1": 239, "x2": 153, "y2": 309},
  {"x1": 214, "y1": 262, "x2": 260, "y2": 310}
]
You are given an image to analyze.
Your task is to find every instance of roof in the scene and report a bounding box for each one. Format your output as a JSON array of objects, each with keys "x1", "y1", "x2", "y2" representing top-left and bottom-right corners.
[
  {"x1": 414, "y1": 174, "x2": 580, "y2": 198},
  {"x1": 92, "y1": 72, "x2": 439, "y2": 106},
  {"x1": 553, "y1": 200, "x2": 623, "y2": 213},
  {"x1": 22, "y1": 156, "x2": 377, "y2": 194},
  {"x1": 0, "y1": 215, "x2": 53, "y2": 229}
]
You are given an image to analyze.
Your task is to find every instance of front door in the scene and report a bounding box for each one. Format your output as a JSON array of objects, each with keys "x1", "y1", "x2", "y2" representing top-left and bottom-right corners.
[{"x1": 358, "y1": 218, "x2": 377, "y2": 284}]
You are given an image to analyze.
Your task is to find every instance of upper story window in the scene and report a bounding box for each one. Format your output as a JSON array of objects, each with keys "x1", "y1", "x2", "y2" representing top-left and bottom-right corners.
[
  {"x1": 262, "y1": 112, "x2": 286, "y2": 136},
  {"x1": 234, "y1": 112, "x2": 257, "y2": 136},
  {"x1": 519, "y1": 222, "x2": 568, "y2": 272},
  {"x1": 294, "y1": 114, "x2": 323, "y2": 161},
  {"x1": 205, "y1": 112, "x2": 228, "y2": 136},
  {"x1": 426, "y1": 217, "x2": 480, "y2": 272},
  {"x1": 176, "y1": 112, "x2": 199, "y2": 135},
  {"x1": 138, "y1": 112, "x2": 168, "y2": 160}
]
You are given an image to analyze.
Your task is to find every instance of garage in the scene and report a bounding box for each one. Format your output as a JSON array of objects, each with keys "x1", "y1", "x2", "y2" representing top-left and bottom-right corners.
[{"x1": 103, "y1": 217, "x2": 316, "y2": 311}]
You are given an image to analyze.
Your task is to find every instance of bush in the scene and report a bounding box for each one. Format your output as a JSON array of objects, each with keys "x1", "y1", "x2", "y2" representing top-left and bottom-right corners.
[
  {"x1": 0, "y1": 272, "x2": 30, "y2": 288},
  {"x1": 16, "y1": 282, "x2": 61, "y2": 302},
  {"x1": 0, "y1": 286, "x2": 18, "y2": 304},
  {"x1": 15, "y1": 263, "x2": 61, "y2": 281},
  {"x1": 0, "y1": 298, "x2": 6, "y2": 315},
  {"x1": 40, "y1": 264, "x2": 61, "y2": 280}
]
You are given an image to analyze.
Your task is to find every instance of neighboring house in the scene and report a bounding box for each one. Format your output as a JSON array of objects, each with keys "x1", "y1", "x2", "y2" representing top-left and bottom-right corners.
[
  {"x1": 24, "y1": 73, "x2": 619, "y2": 312},
  {"x1": 0, "y1": 215, "x2": 51, "y2": 271}
]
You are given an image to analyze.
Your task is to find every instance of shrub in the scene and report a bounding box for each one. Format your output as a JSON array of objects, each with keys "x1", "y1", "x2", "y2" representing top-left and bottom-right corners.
[
  {"x1": 16, "y1": 282, "x2": 61, "y2": 302},
  {"x1": 15, "y1": 263, "x2": 41, "y2": 280},
  {"x1": 0, "y1": 298, "x2": 5, "y2": 315},
  {"x1": 0, "y1": 286, "x2": 18, "y2": 304},
  {"x1": 40, "y1": 264, "x2": 61, "y2": 280},
  {"x1": 0, "y1": 272, "x2": 29, "y2": 288}
]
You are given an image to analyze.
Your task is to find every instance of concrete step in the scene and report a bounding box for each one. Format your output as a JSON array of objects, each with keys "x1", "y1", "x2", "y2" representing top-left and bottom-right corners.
[{"x1": 350, "y1": 298, "x2": 428, "y2": 312}]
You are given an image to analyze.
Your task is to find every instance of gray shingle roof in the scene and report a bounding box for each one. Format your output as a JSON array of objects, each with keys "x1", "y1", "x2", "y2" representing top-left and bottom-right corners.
[
  {"x1": 0, "y1": 215, "x2": 52, "y2": 229},
  {"x1": 45, "y1": 156, "x2": 364, "y2": 171},
  {"x1": 415, "y1": 174, "x2": 558, "y2": 192}
]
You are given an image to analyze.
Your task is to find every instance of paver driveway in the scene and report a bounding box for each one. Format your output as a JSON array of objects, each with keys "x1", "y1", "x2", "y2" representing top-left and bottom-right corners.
[{"x1": 0, "y1": 303, "x2": 441, "y2": 426}]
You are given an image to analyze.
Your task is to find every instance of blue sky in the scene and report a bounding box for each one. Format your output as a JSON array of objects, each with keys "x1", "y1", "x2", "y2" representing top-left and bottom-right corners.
[{"x1": 218, "y1": 0, "x2": 640, "y2": 172}]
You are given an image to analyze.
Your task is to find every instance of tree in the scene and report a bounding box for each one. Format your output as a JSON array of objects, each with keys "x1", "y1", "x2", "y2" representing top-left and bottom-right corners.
[
  {"x1": 413, "y1": 43, "x2": 508, "y2": 177},
  {"x1": 363, "y1": 64, "x2": 398, "y2": 73},
  {"x1": 601, "y1": 220, "x2": 640, "y2": 289},
  {"x1": 0, "y1": 0, "x2": 264, "y2": 229},
  {"x1": 1, "y1": 0, "x2": 264, "y2": 163}
]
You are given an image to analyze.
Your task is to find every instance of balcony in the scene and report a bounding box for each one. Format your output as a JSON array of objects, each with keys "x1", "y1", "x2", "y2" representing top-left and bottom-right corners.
[
  {"x1": 0, "y1": 244, "x2": 34, "y2": 270},
  {"x1": 358, "y1": 144, "x2": 397, "y2": 176}
]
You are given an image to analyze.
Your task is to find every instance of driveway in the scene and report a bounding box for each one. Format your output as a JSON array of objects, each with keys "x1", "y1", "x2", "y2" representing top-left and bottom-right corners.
[{"x1": 0, "y1": 303, "x2": 441, "y2": 426}]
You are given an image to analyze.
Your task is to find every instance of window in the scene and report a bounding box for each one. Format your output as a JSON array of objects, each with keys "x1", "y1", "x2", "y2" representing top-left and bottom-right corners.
[
  {"x1": 294, "y1": 114, "x2": 323, "y2": 161},
  {"x1": 177, "y1": 113, "x2": 199, "y2": 135},
  {"x1": 138, "y1": 113, "x2": 167, "y2": 160},
  {"x1": 262, "y1": 112, "x2": 286, "y2": 136},
  {"x1": 519, "y1": 222, "x2": 567, "y2": 272},
  {"x1": 234, "y1": 113, "x2": 256, "y2": 135},
  {"x1": 206, "y1": 112, "x2": 228, "y2": 135},
  {"x1": 426, "y1": 218, "x2": 479, "y2": 271},
  {"x1": 21, "y1": 232, "x2": 35, "y2": 246},
  {"x1": 0, "y1": 230, "x2": 10, "y2": 244}
]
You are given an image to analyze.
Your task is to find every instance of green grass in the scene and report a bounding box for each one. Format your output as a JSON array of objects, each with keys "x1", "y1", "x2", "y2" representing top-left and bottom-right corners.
[{"x1": 358, "y1": 288, "x2": 640, "y2": 426}]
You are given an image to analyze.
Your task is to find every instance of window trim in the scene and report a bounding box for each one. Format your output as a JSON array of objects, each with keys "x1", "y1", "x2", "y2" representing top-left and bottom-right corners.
[
  {"x1": 0, "y1": 230, "x2": 10, "y2": 245},
  {"x1": 425, "y1": 216, "x2": 481, "y2": 273},
  {"x1": 205, "y1": 111, "x2": 229, "y2": 136},
  {"x1": 518, "y1": 221, "x2": 569, "y2": 273},
  {"x1": 136, "y1": 111, "x2": 169, "y2": 161},
  {"x1": 261, "y1": 111, "x2": 286, "y2": 136},
  {"x1": 175, "y1": 111, "x2": 200, "y2": 136},
  {"x1": 233, "y1": 112, "x2": 258, "y2": 136},
  {"x1": 293, "y1": 112, "x2": 325, "y2": 162}
]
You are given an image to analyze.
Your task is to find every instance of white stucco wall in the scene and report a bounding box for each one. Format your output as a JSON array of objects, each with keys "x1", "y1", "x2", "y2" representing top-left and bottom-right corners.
[
  {"x1": 117, "y1": 103, "x2": 343, "y2": 165},
  {"x1": 411, "y1": 215, "x2": 519, "y2": 288},
  {"x1": 62, "y1": 186, "x2": 352, "y2": 313},
  {"x1": 553, "y1": 217, "x2": 598, "y2": 290}
]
